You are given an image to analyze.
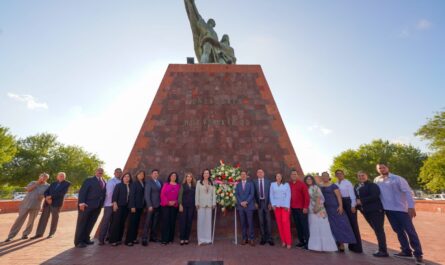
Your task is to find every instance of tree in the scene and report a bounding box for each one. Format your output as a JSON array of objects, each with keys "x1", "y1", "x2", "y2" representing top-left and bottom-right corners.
[
  {"x1": 330, "y1": 139, "x2": 427, "y2": 188},
  {"x1": 3, "y1": 133, "x2": 59, "y2": 185},
  {"x1": 2, "y1": 133, "x2": 103, "y2": 188},
  {"x1": 46, "y1": 145, "x2": 103, "y2": 188},
  {"x1": 418, "y1": 150, "x2": 445, "y2": 193},
  {"x1": 0, "y1": 126, "x2": 17, "y2": 168},
  {"x1": 416, "y1": 111, "x2": 445, "y2": 151},
  {"x1": 416, "y1": 110, "x2": 445, "y2": 192}
]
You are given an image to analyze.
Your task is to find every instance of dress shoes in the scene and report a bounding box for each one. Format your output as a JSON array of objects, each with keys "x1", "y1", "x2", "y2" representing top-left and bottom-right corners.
[
  {"x1": 372, "y1": 251, "x2": 389, "y2": 258},
  {"x1": 4, "y1": 238, "x2": 12, "y2": 242},
  {"x1": 142, "y1": 240, "x2": 148, "y2": 246},
  {"x1": 259, "y1": 240, "x2": 266, "y2": 245},
  {"x1": 394, "y1": 251, "x2": 413, "y2": 259},
  {"x1": 415, "y1": 256, "x2": 425, "y2": 265},
  {"x1": 268, "y1": 240, "x2": 275, "y2": 246},
  {"x1": 85, "y1": 240, "x2": 94, "y2": 245},
  {"x1": 47, "y1": 234, "x2": 54, "y2": 239},
  {"x1": 21, "y1": 235, "x2": 29, "y2": 240},
  {"x1": 76, "y1": 243, "x2": 87, "y2": 248},
  {"x1": 295, "y1": 242, "x2": 305, "y2": 248},
  {"x1": 30, "y1": 235, "x2": 42, "y2": 240},
  {"x1": 249, "y1": 240, "x2": 255, "y2": 246}
]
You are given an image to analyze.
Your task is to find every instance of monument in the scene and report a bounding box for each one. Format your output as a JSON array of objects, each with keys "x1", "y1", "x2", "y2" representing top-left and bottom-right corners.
[{"x1": 124, "y1": 1, "x2": 303, "y2": 179}]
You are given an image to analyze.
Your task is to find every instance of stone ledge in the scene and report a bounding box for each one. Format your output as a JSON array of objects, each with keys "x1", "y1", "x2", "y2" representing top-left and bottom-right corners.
[
  {"x1": 415, "y1": 200, "x2": 445, "y2": 213},
  {"x1": 0, "y1": 198, "x2": 78, "y2": 214}
]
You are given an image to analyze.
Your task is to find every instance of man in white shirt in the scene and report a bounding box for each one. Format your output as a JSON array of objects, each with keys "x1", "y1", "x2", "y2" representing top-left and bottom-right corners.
[
  {"x1": 335, "y1": 169, "x2": 362, "y2": 253},
  {"x1": 98, "y1": 168, "x2": 122, "y2": 245}
]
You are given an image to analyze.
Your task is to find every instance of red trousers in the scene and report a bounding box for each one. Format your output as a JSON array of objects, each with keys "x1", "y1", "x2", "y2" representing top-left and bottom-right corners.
[{"x1": 274, "y1": 207, "x2": 292, "y2": 245}]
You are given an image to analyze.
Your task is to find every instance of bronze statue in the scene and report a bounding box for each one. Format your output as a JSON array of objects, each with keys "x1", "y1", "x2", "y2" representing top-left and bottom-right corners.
[{"x1": 184, "y1": 0, "x2": 236, "y2": 64}]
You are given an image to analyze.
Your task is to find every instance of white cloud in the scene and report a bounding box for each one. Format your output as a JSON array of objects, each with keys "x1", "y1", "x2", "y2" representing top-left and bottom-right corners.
[
  {"x1": 416, "y1": 19, "x2": 432, "y2": 30},
  {"x1": 307, "y1": 123, "x2": 332, "y2": 135},
  {"x1": 7, "y1": 93, "x2": 48, "y2": 110},
  {"x1": 398, "y1": 19, "x2": 432, "y2": 38}
]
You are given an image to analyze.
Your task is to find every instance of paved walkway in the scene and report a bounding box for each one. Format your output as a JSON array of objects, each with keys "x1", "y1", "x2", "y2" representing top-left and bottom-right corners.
[{"x1": 0, "y1": 211, "x2": 443, "y2": 265}]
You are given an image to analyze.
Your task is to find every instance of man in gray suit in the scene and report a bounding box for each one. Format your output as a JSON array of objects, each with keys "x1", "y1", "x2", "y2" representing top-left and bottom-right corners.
[
  {"x1": 253, "y1": 169, "x2": 274, "y2": 246},
  {"x1": 141, "y1": 169, "x2": 163, "y2": 246},
  {"x1": 5, "y1": 173, "x2": 50, "y2": 242}
]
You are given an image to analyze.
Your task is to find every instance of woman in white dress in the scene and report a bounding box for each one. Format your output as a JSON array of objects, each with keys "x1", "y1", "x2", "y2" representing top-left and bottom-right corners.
[
  {"x1": 304, "y1": 175, "x2": 338, "y2": 252},
  {"x1": 195, "y1": 169, "x2": 216, "y2": 245}
]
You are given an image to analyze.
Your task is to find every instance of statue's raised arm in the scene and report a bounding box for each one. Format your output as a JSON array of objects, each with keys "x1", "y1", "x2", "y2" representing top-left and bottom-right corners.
[
  {"x1": 184, "y1": 0, "x2": 202, "y2": 24},
  {"x1": 183, "y1": 0, "x2": 236, "y2": 64}
]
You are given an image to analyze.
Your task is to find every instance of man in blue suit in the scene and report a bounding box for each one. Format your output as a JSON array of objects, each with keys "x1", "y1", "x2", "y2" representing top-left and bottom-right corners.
[
  {"x1": 74, "y1": 168, "x2": 106, "y2": 248},
  {"x1": 235, "y1": 170, "x2": 255, "y2": 246},
  {"x1": 253, "y1": 169, "x2": 274, "y2": 245}
]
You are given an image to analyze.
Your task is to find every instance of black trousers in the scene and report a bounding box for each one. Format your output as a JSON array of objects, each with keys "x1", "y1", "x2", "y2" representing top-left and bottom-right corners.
[
  {"x1": 142, "y1": 206, "x2": 161, "y2": 241},
  {"x1": 109, "y1": 206, "x2": 129, "y2": 244},
  {"x1": 125, "y1": 208, "x2": 143, "y2": 244},
  {"x1": 258, "y1": 200, "x2": 272, "y2": 241},
  {"x1": 291, "y1": 208, "x2": 309, "y2": 245},
  {"x1": 35, "y1": 204, "x2": 61, "y2": 236},
  {"x1": 342, "y1": 198, "x2": 363, "y2": 252},
  {"x1": 179, "y1": 206, "x2": 194, "y2": 241},
  {"x1": 161, "y1": 206, "x2": 178, "y2": 243},
  {"x1": 74, "y1": 206, "x2": 101, "y2": 246},
  {"x1": 362, "y1": 209, "x2": 387, "y2": 253}
]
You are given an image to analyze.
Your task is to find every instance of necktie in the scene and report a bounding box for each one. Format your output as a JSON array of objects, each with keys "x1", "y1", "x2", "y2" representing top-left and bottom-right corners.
[
  {"x1": 99, "y1": 178, "x2": 104, "y2": 189},
  {"x1": 242, "y1": 181, "x2": 246, "y2": 191},
  {"x1": 260, "y1": 179, "x2": 264, "y2": 199},
  {"x1": 156, "y1": 180, "x2": 161, "y2": 189}
]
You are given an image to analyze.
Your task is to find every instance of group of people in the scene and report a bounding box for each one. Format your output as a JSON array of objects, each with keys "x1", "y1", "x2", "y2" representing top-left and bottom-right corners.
[
  {"x1": 3, "y1": 163, "x2": 424, "y2": 265},
  {"x1": 74, "y1": 167, "x2": 217, "y2": 248},
  {"x1": 4, "y1": 172, "x2": 71, "y2": 241}
]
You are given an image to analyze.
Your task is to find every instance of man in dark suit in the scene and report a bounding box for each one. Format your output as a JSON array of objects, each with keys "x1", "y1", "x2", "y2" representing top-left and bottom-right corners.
[
  {"x1": 74, "y1": 168, "x2": 106, "y2": 248},
  {"x1": 235, "y1": 170, "x2": 256, "y2": 246},
  {"x1": 253, "y1": 169, "x2": 273, "y2": 245},
  {"x1": 31, "y1": 172, "x2": 71, "y2": 239},
  {"x1": 141, "y1": 169, "x2": 163, "y2": 246},
  {"x1": 355, "y1": 171, "x2": 388, "y2": 257}
]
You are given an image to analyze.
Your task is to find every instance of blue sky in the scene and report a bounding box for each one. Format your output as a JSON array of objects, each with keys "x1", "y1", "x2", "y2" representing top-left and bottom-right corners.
[{"x1": 0, "y1": 1, "x2": 444, "y2": 175}]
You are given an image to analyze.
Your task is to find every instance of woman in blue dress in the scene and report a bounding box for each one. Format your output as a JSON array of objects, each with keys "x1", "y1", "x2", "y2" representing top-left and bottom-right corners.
[{"x1": 319, "y1": 172, "x2": 356, "y2": 252}]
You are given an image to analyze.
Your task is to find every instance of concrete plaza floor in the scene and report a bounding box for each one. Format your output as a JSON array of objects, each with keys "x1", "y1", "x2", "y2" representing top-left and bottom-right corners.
[{"x1": 0, "y1": 210, "x2": 443, "y2": 265}]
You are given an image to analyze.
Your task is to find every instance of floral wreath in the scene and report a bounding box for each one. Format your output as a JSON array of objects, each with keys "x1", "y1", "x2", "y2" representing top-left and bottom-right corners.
[{"x1": 210, "y1": 160, "x2": 241, "y2": 212}]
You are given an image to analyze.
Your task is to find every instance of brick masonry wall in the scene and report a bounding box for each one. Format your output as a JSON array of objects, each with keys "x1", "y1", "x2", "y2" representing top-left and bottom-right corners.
[
  {"x1": 124, "y1": 64, "x2": 304, "y2": 180},
  {"x1": 415, "y1": 200, "x2": 445, "y2": 213}
]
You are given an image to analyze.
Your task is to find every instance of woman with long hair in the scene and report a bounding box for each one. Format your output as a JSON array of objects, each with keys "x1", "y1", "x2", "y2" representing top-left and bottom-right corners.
[
  {"x1": 109, "y1": 173, "x2": 132, "y2": 246},
  {"x1": 195, "y1": 169, "x2": 216, "y2": 245},
  {"x1": 160, "y1": 172, "x2": 180, "y2": 245},
  {"x1": 304, "y1": 175, "x2": 337, "y2": 252},
  {"x1": 125, "y1": 170, "x2": 146, "y2": 246},
  {"x1": 178, "y1": 172, "x2": 196, "y2": 245},
  {"x1": 270, "y1": 173, "x2": 292, "y2": 249}
]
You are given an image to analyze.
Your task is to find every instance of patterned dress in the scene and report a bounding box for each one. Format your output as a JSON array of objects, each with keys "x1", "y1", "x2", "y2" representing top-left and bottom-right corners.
[{"x1": 307, "y1": 185, "x2": 338, "y2": 251}]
